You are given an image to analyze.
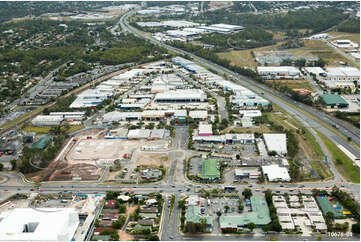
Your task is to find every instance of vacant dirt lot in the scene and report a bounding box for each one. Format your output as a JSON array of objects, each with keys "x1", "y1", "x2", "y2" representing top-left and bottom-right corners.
[
  {"x1": 136, "y1": 153, "x2": 171, "y2": 168},
  {"x1": 70, "y1": 139, "x2": 139, "y2": 160},
  {"x1": 118, "y1": 230, "x2": 134, "y2": 241}
]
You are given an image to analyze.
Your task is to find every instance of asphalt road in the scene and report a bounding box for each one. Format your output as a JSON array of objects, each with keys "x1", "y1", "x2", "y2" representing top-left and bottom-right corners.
[
  {"x1": 120, "y1": 10, "x2": 359, "y2": 159},
  {"x1": 0, "y1": 12, "x2": 359, "y2": 241},
  {"x1": 176, "y1": 70, "x2": 228, "y2": 121},
  {"x1": 323, "y1": 39, "x2": 360, "y2": 67}
]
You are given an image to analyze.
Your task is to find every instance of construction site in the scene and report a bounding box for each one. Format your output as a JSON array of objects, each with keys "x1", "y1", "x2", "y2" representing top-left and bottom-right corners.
[{"x1": 38, "y1": 129, "x2": 171, "y2": 182}]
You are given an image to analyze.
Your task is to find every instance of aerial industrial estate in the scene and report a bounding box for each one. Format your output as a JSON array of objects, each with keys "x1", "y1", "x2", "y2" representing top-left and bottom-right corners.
[{"x1": 0, "y1": 1, "x2": 360, "y2": 242}]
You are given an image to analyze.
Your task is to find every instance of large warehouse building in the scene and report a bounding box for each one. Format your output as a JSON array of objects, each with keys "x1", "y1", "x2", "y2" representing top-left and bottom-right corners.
[
  {"x1": 263, "y1": 133, "x2": 287, "y2": 155},
  {"x1": 324, "y1": 67, "x2": 360, "y2": 83},
  {"x1": 31, "y1": 115, "x2": 63, "y2": 126},
  {"x1": 154, "y1": 89, "x2": 206, "y2": 102},
  {"x1": 262, "y1": 164, "x2": 291, "y2": 182},
  {"x1": 257, "y1": 66, "x2": 301, "y2": 79},
  {"x1": 49, "y1": 112, "x2": 86, "y2": 121},
  {"x1": 320, "y1": 94, "x2": 349, "y2": 109},
  {"x1": 103, "y1": 111, "x2": 142, "y2": 123},
  {"x1": 0, "y1": 208, "x2": 79, "y2": 241},
  {"x1": 200, "y1": 23, "x2": 244, "y2": 34},
  {"x1": 70, "y1": 88, "x2": 113, "y2": 108}
]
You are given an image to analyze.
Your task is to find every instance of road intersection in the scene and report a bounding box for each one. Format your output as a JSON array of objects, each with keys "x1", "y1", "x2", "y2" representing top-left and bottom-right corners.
[{"x1": 0, "y1": 9, "x2": 359, "y2": 241}]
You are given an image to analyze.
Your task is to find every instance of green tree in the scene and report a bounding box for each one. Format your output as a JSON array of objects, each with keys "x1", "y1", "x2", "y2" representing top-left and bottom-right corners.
[
  {"x1": 178, "y1": 199, "x2": 186, "y2": 209},
  {"x1": 326, "y1": 211, "x2": 335, "y2": 224},
  {"x1": 242, "y1": 188, "x2": 252, "y2": 199},
  {"x1": 145, "y1": 122, "x2": 155, "y2": 129},
  {"x1": 352, "y1": 222, "x2": 360, "y2": 234},
  {"x1": 112, "y1": 215, "x2": 126, "y2": 229},
  {"x1": 118, "y1": 204, "x2": 126, "y2": 213},
  {"x1": 145, "y1": 234, "x2": 159, "y2": 241},
  {"x1": 247, "y1": 222, "x2": 256, "y2": 231},
  {"x1": 94, "y1": 219, "x2": 100, "y2": 227}
]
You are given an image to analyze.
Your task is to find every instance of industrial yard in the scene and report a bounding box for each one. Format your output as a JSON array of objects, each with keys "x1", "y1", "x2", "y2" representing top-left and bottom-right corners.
[{"x1": 0, "y1": 1, "x2": 359, "y2": 242}]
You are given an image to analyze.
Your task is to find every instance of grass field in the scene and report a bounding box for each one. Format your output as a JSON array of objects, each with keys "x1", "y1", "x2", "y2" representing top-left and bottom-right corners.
[
  {"x1": 265, "y1": 79, "x2": 314, "y2": 92},
  {"x1": 317, "y1": 131, "x2": 360, "y2": 183},
  {"x1": 216, "y1": 42, "x2": 284, "y2": 68},
  {"x1": 23, "y1": 126, "x2": 51, "y2": 134},
  {"x1": 289, "y1": 39, "x2": 356, "y2": 67},
  {"x1": 217, "y1": 37, "x2": 354, "y2": 68},
  {"x1": 221, "y1": 124, "x2": 272, "y2": 134},
  {"x1": 217, "y1": 49, "x2": 258, "y2": 68},
  {"x1": 23, "y1": 125, "x2": 85, "y2": 134}
]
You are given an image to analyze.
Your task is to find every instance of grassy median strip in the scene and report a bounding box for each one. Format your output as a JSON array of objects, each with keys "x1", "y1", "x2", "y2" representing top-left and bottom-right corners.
[
  {"x1": 266, "y1": 105, "x2": 333, "y2": 180},
  {"x1": 317, "y1": 131, "x2": 360, "y2": 183}
]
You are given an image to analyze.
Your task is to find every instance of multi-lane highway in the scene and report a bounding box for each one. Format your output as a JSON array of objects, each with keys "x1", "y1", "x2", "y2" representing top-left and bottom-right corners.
[
  {"x1": 0, "y1": 10, "x2": 359, "y2": 241},
  {"x1": 120, "y1": 9, "x2": 359, "y2": 160}
]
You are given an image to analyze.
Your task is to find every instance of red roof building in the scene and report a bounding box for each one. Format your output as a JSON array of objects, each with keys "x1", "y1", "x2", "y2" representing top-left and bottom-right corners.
[
  {"x1": 103, "y1": 213, "x2": 119, "y2": 221},
  {"x1": 94, "y1": 227, "x2": 112, "y2": 234},
  {"x1": 105, "y1": 200, "x2": 116, "y2": 208}
]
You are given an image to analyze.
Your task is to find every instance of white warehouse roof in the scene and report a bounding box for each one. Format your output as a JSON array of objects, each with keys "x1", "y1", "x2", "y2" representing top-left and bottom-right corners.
[
  {"x1": 189, "y1": 110, "x2": 208, "y2": 119},
  {"x1": 49, "y1": 112, "x2": 85, "y2": 116},
  {"x1": 325, "y1": 67, "x2": 360, "y2": 77},
  {"x1": 32, "y1": 115, "x2": 63, "y2": 126},
  {"x1": 210, "y1": 24, "x2": 244, "y2": 31},
  {"x1": 162, "y1": 20, "x2": 199, "y2": 28},
  {"x1": 0, "y1": 208, "x2": 79, "y2": 241},
  {"x1": 128, "y1": 129, "x2": 151, "y2": 139},
  {"x1": 198, "y1": 124, "x2": 213, "y2": 135},
  {"x1": 303, "y1": 67, "x2": 326, "y2": 76},
  {"x1": 154, "y1": 89, "x2": 206, "y2": 102},
  {"x1": 262, "y1": 165, "x2": 291, "y2": 182},
  {"x1": 239, "y1": 110, "x2": 262, "y2": 118},
  {"x1": 263, "y1": 133, "x2": 287, "y2": 155},
  {"x1": 103, "y1": 111, "x2": 142, "y2": 122},
  {"x1": 257, "y1": 66, "x2": 301, "y2": 75}
]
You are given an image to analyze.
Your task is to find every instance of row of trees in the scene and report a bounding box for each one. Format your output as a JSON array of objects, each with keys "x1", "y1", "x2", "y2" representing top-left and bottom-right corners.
[
  {"x1": 193, "y1": 7, "x2": 347, "y2": 34},
  {"x1": 313, "y1": 188, "x2": 360, "y2": 234},
  {"x1": 280, "y1": 58, "x2": 327, "y2": 68},
  {"x1": 337, "y1": 18, "x2": 360, "y2": 33},
  {"x1": 331, "y1": 187, "x2": 360, "y2": 220},
  {"x1": 200, "y1": 27, "x2": 274, "y2": 51},
  {"x1": 263, "y1": 190, "x2": 282, "y2": 232}
]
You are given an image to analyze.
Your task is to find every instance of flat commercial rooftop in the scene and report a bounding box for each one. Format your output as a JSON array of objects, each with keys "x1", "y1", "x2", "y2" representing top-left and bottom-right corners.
[
  {"x1": 0, "y1": 208, "x2": 79, "y2": 241},
  {"x1": 220, "y1": 196, "x2": 271, "y2": 228},
  {"x1": 262, "y1": 165, "x2": 291, "y2": 182},
  {"x1": 263, "y1": 133, "x2": 287, "y2": 155}
]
